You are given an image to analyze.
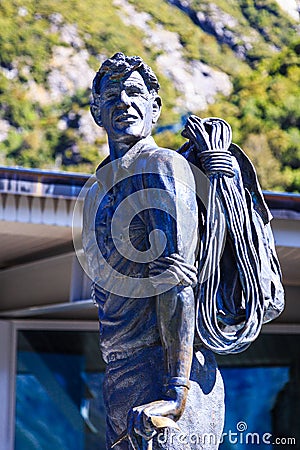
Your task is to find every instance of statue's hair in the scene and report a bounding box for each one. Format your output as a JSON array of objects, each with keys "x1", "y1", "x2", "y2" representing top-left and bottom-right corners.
[{"x1": 92, "y1": 52, "x2": 160, "y2": 98}]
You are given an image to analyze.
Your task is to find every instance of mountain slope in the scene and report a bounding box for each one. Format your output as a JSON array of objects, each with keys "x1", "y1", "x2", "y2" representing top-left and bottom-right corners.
[{"x1": 0, "y1": 0, "x2": 299, "y2": 191}]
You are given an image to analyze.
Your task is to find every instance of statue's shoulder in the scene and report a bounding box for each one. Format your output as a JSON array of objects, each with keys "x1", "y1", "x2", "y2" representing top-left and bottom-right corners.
[
  {"x1": 86, "y1": 179, "x2": 101, "y2": 197},
  {"x1": 144, "y1": 145, "x2": 189, "y2": 169},
  {"x1": 83, "y1": 179, "x2": 102, "y2": 212},
  {"x1": 135, "y1": 146, "x2": 193, "y2": 190},
  {"x1": 150, "y1": 145, "x2": 183, "y2": 159}
]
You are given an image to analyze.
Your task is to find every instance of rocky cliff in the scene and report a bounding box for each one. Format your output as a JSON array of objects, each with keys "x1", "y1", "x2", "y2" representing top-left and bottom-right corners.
[{"x1": 0, "y1": 0, "x2": 299, "y2": 191}]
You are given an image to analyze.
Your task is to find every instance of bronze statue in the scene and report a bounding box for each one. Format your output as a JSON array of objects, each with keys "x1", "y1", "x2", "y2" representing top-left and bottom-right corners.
[{"x1": 81, "y1": 53, "x2": 284, "y2": 449}]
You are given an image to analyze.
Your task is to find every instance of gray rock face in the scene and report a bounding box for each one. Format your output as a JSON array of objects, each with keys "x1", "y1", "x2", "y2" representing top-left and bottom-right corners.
[
  {"x1": 47, "y1": 46, "x2": 94, "y2": 101},
  {"x1": 0, "y1": 120, "x2": 10, "y2": 142},
  {"x1": 156, "y1": 56, "x2": 232, "y2": 112},
  {"x1": 78, "y1": 111, "x2": 106, "y2": 145},
  {"x1": 275, "y1": 0, "x2": 299, "y2": 20},
  {"x1": 167, "y1": 0, "x2": 256, "y2": 59},
  {"x1": 60, "y1": 24, "x2": 84, "y2": 49},
  {"x1": 114, "y1": 0, "x2": 232, "y2": 112}
]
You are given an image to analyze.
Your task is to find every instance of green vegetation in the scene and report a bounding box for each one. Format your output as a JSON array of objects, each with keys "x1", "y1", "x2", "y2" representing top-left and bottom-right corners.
[
  {"x1": 204, "y1": 39, "x2": 300, "y2": 191},
  {"x1": 0, "y1": 0, "x2": 299, "y2": 191},
  {"x1": 128, "y1": 0, "x2": 250, "y2": 75}
]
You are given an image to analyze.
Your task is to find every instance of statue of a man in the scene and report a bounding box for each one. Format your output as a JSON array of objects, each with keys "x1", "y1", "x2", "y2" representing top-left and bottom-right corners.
[{"x1": 82, "y1": 52, "x2": 284, "y2": 449}]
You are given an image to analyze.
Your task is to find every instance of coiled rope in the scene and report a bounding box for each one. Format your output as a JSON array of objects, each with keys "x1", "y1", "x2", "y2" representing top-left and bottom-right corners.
[{"x1": 186, "y1": 117, "x2": 265, "y2": 354}]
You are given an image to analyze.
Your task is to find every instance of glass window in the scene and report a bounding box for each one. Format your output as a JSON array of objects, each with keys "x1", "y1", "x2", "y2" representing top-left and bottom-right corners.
[
  {"x1": 217, "y1": 333, "x2": 300, "y2": 449},
  {"x1": 15, "y1": 330, "x2": 106, "y2": 450},
  {"x1": 15, "y1": 330, "x2": 300, "y2": 449}
]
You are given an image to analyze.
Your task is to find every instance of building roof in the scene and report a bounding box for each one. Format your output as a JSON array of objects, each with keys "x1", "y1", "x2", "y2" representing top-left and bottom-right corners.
[{"x1": 0, "y1": 166, "x2": 299, "y2": 323}]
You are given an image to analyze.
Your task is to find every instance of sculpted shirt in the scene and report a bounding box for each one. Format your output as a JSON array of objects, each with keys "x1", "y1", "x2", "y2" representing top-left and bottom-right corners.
[{"x1": 82, "y1": 136, "x2": 198, "y2": 362}]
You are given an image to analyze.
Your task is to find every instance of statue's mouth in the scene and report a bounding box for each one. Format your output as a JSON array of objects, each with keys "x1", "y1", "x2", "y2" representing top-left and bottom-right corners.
[{"x1": 115, "y1": 113, "x2": 138, "y2": 123}]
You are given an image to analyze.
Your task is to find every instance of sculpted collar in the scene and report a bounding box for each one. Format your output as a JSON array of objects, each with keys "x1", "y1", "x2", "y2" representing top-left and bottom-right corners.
[
  {"x1": 96, "y1": 135, "x2": 158, "y2": 189},
  {"x1": 120, "y1": 135, "x2": 157, "y2": 170}
]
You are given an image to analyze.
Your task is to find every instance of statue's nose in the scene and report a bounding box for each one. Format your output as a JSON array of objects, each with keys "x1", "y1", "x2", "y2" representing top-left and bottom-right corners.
[{"x1": 119, "y1": 90, "x2": 131, "y2": 107}]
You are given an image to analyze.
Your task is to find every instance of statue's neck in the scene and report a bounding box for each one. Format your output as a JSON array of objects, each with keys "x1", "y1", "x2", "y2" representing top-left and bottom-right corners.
[{"x1": 108, "y1": 137, "x2": 140, "y2": 161}]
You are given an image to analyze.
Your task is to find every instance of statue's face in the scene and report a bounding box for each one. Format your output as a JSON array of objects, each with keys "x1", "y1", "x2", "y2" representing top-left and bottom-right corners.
[{"x1": 98, "y1": 70, "x2": 160, "y2": 144}]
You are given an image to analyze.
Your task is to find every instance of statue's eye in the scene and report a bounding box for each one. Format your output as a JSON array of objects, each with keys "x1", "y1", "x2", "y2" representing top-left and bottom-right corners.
[
  {"x1": 127, "y1": 88, "x2": 140, "y2": 96},
  {"x1": 104, "y1": 91, "x2": 118, "y2": 101}
]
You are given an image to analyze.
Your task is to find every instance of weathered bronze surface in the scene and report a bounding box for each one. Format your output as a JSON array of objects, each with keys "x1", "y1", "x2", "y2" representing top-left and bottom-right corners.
[{"x1": 81, "y1": 53, "x2": 284, "y2": 449}]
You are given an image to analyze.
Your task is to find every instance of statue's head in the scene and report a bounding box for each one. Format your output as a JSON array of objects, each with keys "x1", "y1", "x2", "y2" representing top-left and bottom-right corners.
[{"x1": 91, "y1": 53, "x2": 162, "y2": 144}]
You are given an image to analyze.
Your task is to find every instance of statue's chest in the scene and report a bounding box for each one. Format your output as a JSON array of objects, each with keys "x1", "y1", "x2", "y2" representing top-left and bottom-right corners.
[{"x1": 95, "y1": 189, "x2": 148, "y2": 261}]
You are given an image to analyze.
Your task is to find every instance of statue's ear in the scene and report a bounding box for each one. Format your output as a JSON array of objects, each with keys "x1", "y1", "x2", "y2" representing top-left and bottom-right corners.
[
  {"x1": 90, "y1": 103, "x2": 103, "y2": 127},
  {"x1": 152, "y1": 96, "x2": 162, "y2": 124}
]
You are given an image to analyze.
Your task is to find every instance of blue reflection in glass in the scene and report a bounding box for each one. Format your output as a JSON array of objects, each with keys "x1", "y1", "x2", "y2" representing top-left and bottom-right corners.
[
  {"x1": 15, "y1": 352, "x2": 106, "y2": 450},
  {"x1": 220, "y1": 367, "x2": 290, "y2": 449}
]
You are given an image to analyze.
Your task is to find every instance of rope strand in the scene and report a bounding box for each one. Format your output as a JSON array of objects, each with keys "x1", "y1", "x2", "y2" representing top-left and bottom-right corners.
[{"x1": 194, "y1": 118, "x2": 264, "y2": 354}]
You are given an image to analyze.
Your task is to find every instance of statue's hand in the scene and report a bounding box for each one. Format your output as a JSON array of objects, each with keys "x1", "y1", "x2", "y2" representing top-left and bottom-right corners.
[
  {"x1": 182, "y1": 115, "x2": 211, "y2": 151},
  {"x1": 182, "y1": 115, "x2": 234, "y2": 178},
  {"x1": 126, "y1": 386, "x2": 187, "y2": 449}
]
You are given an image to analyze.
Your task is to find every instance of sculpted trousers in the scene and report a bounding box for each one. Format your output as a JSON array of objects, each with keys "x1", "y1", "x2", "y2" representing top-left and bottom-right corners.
[{"x1": 103, "y1": 345, "x2": 225, "y2": 450}]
